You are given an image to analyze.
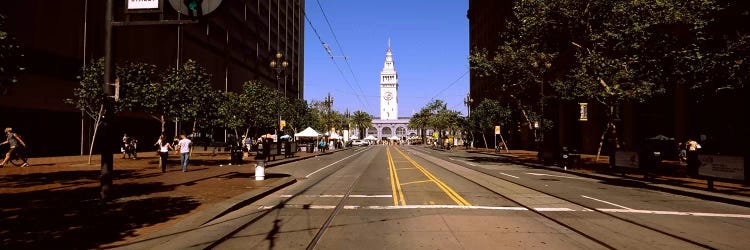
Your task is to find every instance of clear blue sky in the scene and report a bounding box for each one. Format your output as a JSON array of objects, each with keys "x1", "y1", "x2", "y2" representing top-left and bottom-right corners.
[{"x1": 303, "y1": 0, "x2": 470, "y2": 117}]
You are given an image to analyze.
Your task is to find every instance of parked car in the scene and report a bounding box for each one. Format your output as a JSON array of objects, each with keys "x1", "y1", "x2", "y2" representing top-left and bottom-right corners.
[{"x1": 352, "y1": 139, "x2": 368, "y2": 146}]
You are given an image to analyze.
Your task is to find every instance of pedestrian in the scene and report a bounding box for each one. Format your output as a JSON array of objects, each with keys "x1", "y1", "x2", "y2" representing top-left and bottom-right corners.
[
  {"x1": 121, "y1": 133, "x2": 130, "y2": 159},
  {"x1": 685, "y1": 138, "x2": 701, "y2": 177},
  {"x1": 318, "y1": 140, "x2": 326, "y2": 152},
  {"x1": 1, "y1": 127, "x2": 29, "y2": 167},
  {"x1": 177, "y1": 134, "x2": 193, "y2": 172},
  {"x1": 172, "y1": 136, "x2": 180, "y2": 153},
  {"x1": 155, "y1": 135, "x2": 174, "y2": 173}
]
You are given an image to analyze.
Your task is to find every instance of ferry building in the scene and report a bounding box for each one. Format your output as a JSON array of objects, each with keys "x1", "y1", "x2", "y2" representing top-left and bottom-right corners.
[{"x1": 353, "y1": 42, "x2": 420, "y2": 142}]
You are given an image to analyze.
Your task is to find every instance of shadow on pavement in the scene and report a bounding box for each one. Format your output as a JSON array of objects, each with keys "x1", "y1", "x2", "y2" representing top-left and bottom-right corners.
[{"x1": 0, "y1": 171, "x2": 201, "y2": 249}]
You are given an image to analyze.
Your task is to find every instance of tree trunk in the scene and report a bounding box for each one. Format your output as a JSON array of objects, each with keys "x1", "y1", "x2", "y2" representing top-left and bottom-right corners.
[
  {"x1": 482, "y1": 130, "x2": 488, "y2": 149},
  {"x1": 595, "y1": 124, "x2": 609, "y2": 161},
  {"x1": 87, "y1": 105, "x2": 104, "y2": 165},
  {"x1": 160, "y1": 115, "x2": 166, "y2": 134}
]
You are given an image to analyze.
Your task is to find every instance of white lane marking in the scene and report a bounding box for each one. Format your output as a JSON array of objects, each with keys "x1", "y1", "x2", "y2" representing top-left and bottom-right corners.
[
  {"x1": 599, "y1": 209, "x2": 750, "y2": 219},
  {"x1": 260, "y1": 205, "x2": 532, "y2": 210},
  {"x1": 305, "y1": 148, "x2": 370, "y2": 178},
  {"x1": 279, "y1": 194, "x2": 392, "y2": 198},
  {"x1": 499, "y1": 172, "x2": 520, "y2": 179},
  {"x1": 534, "y1": 207, "x2": 576, "y2": 212},
  {"x1": 581, "y1": 195, "x2": 633, "y2": 210},
  {"x1": 526, "y1": 172, "x2": 587, "y2": 180},
  {"x1": 449, "y1": 157, "x2": 477, "y2": 166}
]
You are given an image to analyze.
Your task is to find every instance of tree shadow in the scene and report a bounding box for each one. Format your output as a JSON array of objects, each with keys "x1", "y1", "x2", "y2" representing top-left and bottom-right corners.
[
  {"x1": 0, "y1": 182, "x2": 200, "y2": 249},
  {"x1": 0, "y1": 169, "x2": 159, "y2": 189}
]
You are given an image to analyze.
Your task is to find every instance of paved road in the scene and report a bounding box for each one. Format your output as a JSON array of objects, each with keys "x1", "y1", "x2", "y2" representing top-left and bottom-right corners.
[{"x1": 144, "y1": 145, "x2": 750, "y2": 249}]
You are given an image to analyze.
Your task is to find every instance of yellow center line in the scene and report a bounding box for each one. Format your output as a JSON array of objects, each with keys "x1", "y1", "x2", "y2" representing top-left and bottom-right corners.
[
  {"x1": 393, "y1": 147, "x2": 472, "y2": 206},
  {"x1": 386, "y1": 147, "x2": 406, "y2": 206}
]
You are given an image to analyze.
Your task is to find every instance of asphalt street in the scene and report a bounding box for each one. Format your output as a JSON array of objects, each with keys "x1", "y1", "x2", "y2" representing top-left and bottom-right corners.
[{"x1": 141, "y1": 145, "x2": 750, "y2": 249}]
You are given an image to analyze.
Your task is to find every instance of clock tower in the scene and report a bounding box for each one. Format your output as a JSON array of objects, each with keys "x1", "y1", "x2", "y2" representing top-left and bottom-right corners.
[{"x1": 380, "y1": 40, "x2": 398, "y2": 120}]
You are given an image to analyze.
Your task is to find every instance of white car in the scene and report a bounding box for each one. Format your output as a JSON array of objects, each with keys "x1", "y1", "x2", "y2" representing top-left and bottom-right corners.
[{"x1": 351, "y1": 140, "x2": 368, "y2": 146}]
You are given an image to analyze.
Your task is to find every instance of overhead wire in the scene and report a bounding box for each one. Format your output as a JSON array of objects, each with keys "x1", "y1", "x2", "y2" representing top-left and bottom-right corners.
[
  {"x1": 303, "y1": 10, "x2": 369, "y2": 111},
  {"x1": 314, "y1": 0, "x2": 373, "y2": 112}
]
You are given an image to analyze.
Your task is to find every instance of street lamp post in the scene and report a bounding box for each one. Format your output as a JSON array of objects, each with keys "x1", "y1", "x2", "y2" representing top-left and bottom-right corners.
[
  {"x1": 464, "y1": 93, "x2": 473, "y2": 149},
  {"x1": 270, "y1": 52, "x2": 288, "y2": 140}
]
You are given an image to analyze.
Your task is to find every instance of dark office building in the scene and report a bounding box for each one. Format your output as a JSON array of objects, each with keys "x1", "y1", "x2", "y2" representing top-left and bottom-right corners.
[{"x1": 0, "y1": 0, "x2": 305, "y2": 156}]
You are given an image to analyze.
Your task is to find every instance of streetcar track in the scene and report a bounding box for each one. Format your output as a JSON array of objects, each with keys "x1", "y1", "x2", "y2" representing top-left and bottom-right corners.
[
  {"x1": 203, "y1": 147, "x2": 373, "y2": 249},
  {"x1": 405, "y1": 146, "x2": 717, "y2": 250}
]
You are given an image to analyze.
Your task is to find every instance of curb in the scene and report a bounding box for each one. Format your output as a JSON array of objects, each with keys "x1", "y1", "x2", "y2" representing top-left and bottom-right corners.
[{"x1": 462, "y1": 149, "x2": 750, "y2": 207}]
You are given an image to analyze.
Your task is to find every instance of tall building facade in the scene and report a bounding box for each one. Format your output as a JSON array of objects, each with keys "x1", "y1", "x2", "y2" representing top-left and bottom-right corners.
[{"x1": 0, "y1": 0, "x2": 305, "y2": 156}]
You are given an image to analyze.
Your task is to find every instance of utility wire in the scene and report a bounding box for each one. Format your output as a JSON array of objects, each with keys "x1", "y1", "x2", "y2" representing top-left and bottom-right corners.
[
  {"x1": 303, "y1": 10, "x2": 368, "y2": 111},
  {"x1": 314, "y1": 0, "x2": 373, "y2": 112},
  {"x1": 430, "y1": 70, "x2": 469, "y2": 100}
]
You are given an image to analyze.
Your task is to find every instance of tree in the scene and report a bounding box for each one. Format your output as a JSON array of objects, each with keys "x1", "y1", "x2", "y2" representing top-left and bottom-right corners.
[
  {"x1": 350, "y1": 110, "x2": 372, "y2": 139},
  {"x1": 161, "y1": 60, "x2": 214, "y2": 135},
  {"x1": 282, "y1": 98, "x2": 314, "y2": 137},
  {"x1": 469, "y1": 99, "x2": 512, "y2": 148},
  {"x1": 66, "y1": 59, "x2": 157, "y2": 163},
  {"x1": 472, "y1": 0, "x2": 748, "y2": 156},
  {"x1": 0, "y1": 14, "x2": 24, "y2": 95},
  {"x1": 217, "y1": 91, "x2": 248, "y2": 138}
]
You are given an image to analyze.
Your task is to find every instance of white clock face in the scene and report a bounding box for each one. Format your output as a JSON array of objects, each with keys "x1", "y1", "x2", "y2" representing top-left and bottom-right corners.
[{"x1": 384, "y1": 91, "x2": 393, "y2": 101}]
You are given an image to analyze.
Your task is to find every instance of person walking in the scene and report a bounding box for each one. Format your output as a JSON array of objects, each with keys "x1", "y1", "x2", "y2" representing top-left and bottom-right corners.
[
  {"x1": 685, "y1": 138, "x2": 701, "y2": 177},
  {"x1": 177, "y1": 134, "x2": 192, "y2": 172},
  {"x1": 1, "y1": 127, "x2": 29, "y2": 167},
  {"x1": 155, "y1": 135, "x2": 174, "y2": 173}
]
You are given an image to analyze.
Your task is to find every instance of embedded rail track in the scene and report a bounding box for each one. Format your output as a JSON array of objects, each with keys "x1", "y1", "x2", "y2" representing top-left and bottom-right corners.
[
  {"x1": 203, "y1": 147, "x2": 373, "y2": 250},
  {"x1": 406, "y1": 146, "x2": 716, "y2": 250}
]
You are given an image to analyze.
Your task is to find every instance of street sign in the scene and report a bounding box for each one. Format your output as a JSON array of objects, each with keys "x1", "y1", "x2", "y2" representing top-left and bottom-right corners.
[
  {"x1": 494, "y1": 126, "x2": 501, "y2": 135},
  {"x1": 126, "y1": 0, "x2": 163, "y2": 13},
  {"x1": 169, "y1": 0, "x2": 223, "y2": 17},
  {"x1": 128, "y1": 0, "x2": 160, "y2": 9}
]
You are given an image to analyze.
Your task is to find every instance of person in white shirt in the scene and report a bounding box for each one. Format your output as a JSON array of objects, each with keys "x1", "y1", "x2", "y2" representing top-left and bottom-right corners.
[
  {"x1": 155, "y1": 135, "x2": 174, "y2": 173},
  {"x1": 178, "y1": 134, "x2": 193, "y2": 172}
]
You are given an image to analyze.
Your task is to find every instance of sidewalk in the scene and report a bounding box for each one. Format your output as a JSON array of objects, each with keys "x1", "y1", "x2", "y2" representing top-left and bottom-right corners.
[
  {"x1": 0, "y1": 147, "x2": 345, "y2": 249},
  {"x1": 453, "y1": 147, "x2": 750, "y2": 207}
]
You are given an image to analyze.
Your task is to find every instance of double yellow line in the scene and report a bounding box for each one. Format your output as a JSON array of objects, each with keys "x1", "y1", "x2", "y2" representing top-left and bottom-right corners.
[
  {"x1": 387, "y1": 146, "x2": 471, "y2": 206},
  {"x1": 386, "y1": 147, "x2": 406, "y2": 206}
]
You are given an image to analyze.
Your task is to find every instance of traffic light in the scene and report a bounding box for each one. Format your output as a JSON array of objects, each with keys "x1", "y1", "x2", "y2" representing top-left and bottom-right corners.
[{"x1": 184, "y1": 0, "x2": 203, "y2": 19}]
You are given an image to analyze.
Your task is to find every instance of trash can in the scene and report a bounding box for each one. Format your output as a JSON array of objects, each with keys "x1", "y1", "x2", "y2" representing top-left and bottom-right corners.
[
  {"x1": 231, "y1": 147, "x2": 244, "y2": 165},
  {"x1": 560, "y1": 147, "x2": 581, "y2": 169},
  {"x1": 254, "y1": 143, "x2": 266, "y2": 180},
  {"x1": 308, "y1": 143, "x2": 314, "y2": 153}
]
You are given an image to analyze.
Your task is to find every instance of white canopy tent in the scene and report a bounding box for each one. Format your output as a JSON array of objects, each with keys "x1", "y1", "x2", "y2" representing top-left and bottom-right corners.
[
  {"x1": 365, "y1": 135, "x2": 377, "y2": 141},
  {"x1": 294, "y1": 127, "x2": 322, "y2": 139},
  {"x1": 389, "y1": 136, "x2": 400, "y2": 140}
]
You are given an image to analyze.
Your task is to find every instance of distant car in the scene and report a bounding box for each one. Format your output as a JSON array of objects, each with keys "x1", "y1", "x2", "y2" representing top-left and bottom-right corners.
[{"x1": 351, "y1": 139, "x2": 368, "y2": 146}]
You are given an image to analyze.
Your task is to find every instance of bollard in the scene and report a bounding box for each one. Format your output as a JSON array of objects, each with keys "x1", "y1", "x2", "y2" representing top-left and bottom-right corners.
[{"x1": 255, "y1": 159, "x2": 265, "y2": 180}]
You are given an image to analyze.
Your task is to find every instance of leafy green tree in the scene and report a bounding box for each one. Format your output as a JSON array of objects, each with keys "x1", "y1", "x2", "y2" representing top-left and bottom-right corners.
[
  {"x1": 472, "y1": 0, "x2": 748, "y2": 155},
  {"x1": 408, "y1": 109, "x2": 430, "y2": 142},
  {"x1": 351, "y1": 110, "x2": 372, "y2": 139},
  {"x1": 67, "y1": 59, "x2": 157, "y2": 163},
  {"x1": 160, "y1": 60, "x2": 214, "y2": 135},
  {"x1": 0, "y1": 14, "x2": 24, "y2": 95},
  {"x1": 282, "y1": 98, "x2": 314, "y2": 136},
  {"x1": 217, "y1": 91, "x2": 248, "y2": 138},
  {"x1": 242, "y1": 81, "x2": 282, "y2": 136},
  {"x1": 469, "y1": 99, "x2": 512, "y2": 148}
]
